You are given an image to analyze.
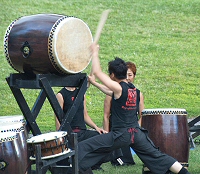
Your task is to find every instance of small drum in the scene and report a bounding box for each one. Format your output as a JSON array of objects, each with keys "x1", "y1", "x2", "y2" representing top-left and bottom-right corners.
[
  {"x1": 0, "y1": 132, "x2": 23, "y2": 174},
  {"x1": 141, "y1": 108, "x2": 190, "y2": 166},
  {"x1": 27, "y1": 131, "x2": 69, "y2": 160},
  {"x1": 4, "y1": 14, "x2": 93, "y2": 75}
]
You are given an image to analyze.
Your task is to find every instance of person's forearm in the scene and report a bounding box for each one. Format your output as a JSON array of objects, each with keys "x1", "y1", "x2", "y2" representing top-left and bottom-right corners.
[
  {"x1": 84, "y1": 115, "x2": 98, "y2": 130},
  {"x1": 91, "y1": 81, "x2": 112, "y2": 96},
  {"x1": 103, "y1": 118, "x2": 110, "y2": 132}
]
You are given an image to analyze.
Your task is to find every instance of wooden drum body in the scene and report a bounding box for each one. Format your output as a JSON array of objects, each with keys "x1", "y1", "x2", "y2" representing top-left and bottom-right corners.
[
  {"x1": 27, "y1": 131, "x2": 69, "y2": 160},
  {"x1": 0, "y1": 132, "x2": 23, "y2": 174},
  {"x1": 141, "y1": 108, "x2": 190, "y2": 166},
  {"x1": 4, "y1": 14, "x2": 93, "y2": 75}
]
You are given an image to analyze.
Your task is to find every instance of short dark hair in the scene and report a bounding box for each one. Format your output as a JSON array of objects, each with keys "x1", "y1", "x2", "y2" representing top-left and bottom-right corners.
[{"x1": 108, "y1": 57, "x2": 127, "y2": 79}]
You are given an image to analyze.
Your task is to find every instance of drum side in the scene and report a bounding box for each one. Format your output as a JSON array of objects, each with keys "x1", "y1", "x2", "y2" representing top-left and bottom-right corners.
[
  {"x1": 29, "y1": 136, "x2": 67, "y2": 157},
  {"x1": 6, "y1": 14, "x2": 63, "y2": 75},
  {"x1": 141, "y1": 114, "x2": 189, "y2": 163},
  {"x1": 0, "y1": 134, "x2": 24, "y2": 174}
]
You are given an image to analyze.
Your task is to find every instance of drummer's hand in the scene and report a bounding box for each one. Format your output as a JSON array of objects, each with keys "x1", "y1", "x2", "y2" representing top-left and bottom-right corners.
[
  {"x1": 90, "y1": 43, "x2": 100, "y2": 57},
  {"x1": 88, "y1": 74, "x2": 96, "y2": 85},
  {"x1": 95, "y1": 127, "x2": 108, "y2": 134}
]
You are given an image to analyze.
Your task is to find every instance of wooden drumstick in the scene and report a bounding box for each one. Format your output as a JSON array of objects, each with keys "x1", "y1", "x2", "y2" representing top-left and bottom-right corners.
[
  {"x1": 93, "y1": 9, "x2": 111, "y2": 44},
  {"x1": 88, "y1": 10, "x2": 110, "y2": 88}
]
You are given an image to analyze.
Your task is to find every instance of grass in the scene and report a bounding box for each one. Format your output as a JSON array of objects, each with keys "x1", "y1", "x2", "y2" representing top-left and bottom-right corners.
[{"x1": 0, "y1": 0, "x2": 200, "y2": 173}]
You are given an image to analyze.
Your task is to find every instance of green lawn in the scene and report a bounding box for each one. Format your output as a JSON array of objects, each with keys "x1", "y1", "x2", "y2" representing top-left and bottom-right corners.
[{"x1": 0, "y1": 0, "x2": 200, "y2": 173}]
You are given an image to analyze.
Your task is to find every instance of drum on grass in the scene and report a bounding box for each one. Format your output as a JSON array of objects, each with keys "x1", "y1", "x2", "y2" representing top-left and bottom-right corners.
[
  {"x1": 0, "y1": 121, "x2": 29, "y2": 174},
  {"x1": 4, "y1": 14, "x2": 93, "y2": 75},
  {"x1": 0, "y1": 132, "x2": 23, "y2": 174},
  {"x1": 27, "y1": 131, "x2": 69, "y2": 160},
  {"x1": 141, "y1": 108, "x2": 190, "y2": 166}
]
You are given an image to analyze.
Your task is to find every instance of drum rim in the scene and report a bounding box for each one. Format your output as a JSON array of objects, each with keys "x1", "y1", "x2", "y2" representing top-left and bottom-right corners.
[
  {"x1": 142, "y1": 108, "x2": 187, "y2": 115},
  {"x1": 27, "y1": 131, "x2": 67, "y2": 143},
  {"x1": 0, "y1": 132, "x2": 18, "y2": 142},
  {"x1": 4, "y1": 18, "x2": 21, "y2": 73}
]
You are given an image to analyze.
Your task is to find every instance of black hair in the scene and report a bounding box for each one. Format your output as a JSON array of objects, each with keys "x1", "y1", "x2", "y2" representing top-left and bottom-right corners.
[{"x1": 108, "y1": 57, "x2": 127, "y2": 79}]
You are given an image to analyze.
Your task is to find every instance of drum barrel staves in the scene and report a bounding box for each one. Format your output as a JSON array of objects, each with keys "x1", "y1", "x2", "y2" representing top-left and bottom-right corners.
[{"x1": 141, "y1": 108, "x2": 190, "y2": 165}]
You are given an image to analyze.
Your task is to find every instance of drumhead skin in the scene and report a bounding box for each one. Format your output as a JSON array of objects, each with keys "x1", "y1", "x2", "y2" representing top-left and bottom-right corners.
[
  {"x1": 4, "y1": 14, "x2": 93, "y2": 75},
  {"x1": 0, "y1": 115, "x2": 25, "y2": 123},
  {"x1": 27, "y1": 131, "x2": 67, "y2": 143},
  {"x1": 51, "y1": 17, "x2": 93, "y2": 74}
]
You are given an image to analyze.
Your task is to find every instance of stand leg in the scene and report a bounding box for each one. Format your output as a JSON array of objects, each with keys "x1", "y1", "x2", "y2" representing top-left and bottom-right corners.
[{"x1": 71, "y1": 133, "x2": 78, "y2": 174}]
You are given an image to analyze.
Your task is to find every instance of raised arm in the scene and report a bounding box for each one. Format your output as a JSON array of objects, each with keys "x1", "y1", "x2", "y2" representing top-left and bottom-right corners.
[{"x1": 90, "y1": 43, "x2": 122, "y2": 99}]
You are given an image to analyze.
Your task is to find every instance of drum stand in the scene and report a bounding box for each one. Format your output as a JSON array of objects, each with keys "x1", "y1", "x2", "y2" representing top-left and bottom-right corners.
[
  {"x1": 188, "y1": 116, "x2": 200, "y2": 148},
  {"x1": 6, "y1": 73, "x2": 88, "y2": 174}
]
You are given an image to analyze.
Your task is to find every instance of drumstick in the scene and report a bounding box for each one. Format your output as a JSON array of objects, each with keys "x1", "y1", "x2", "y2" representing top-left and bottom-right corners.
[
  {"x1": 93, "y1": 9, "x2": 111, "y2": 44},
  {"x1": 87, "y1": 10, "x2": 110, "y2": 88}
]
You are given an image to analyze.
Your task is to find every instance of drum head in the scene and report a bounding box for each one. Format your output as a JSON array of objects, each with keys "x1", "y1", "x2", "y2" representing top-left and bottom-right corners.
[
  {"x1": 51, "y1": 17, "x2": 93, "y2": 74},
  {"x1": 27, "y1": 131, "x2": 67, "y2": 143},
  {"x1": 0, "y1": 115, "x2": 25, "y2": 123}
]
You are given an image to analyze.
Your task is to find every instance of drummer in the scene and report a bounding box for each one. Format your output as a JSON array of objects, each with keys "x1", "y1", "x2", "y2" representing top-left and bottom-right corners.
[
  {"x1": 77, "y1": 43, "x2": 190, "y2": 174},
  {"x1": 100, "y1": 61, "x2": 144, "y2": 166},
  {"x1": 55, "y1": 86, "x2": 107, "y2": 171}
]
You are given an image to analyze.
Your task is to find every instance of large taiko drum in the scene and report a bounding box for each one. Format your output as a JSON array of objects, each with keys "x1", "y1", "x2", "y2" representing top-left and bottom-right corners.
[
  {"x1": 0, "y1": 132, "x2": 23, "y2": 174},
  {"x1": 27, "y1": 131, "x2": 69, "y2": 160},
  {"x1": 0, "y1": 117, "x2": 29, "y2": 174},
  {"x1": 4, "y1": 14, "x2": 93, "y2": 75},
  {"x1": 141, "y1": 108, "x2": 190, "y2": 167}
]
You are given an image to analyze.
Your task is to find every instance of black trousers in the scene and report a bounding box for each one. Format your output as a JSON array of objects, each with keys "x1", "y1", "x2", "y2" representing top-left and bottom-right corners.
[{"x1": 78, "y1": 127, "x2": 177, "y2": 174}]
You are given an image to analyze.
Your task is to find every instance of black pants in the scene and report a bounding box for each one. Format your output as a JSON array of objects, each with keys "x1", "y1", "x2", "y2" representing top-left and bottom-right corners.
[{"x1": 78, "y1": 127, "x2": 177, "y2": 174}]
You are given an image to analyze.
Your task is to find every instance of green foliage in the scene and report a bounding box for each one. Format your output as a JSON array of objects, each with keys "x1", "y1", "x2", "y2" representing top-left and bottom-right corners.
[{"x1": 0, "y1": 0, "x2": 200, "y2": 173}]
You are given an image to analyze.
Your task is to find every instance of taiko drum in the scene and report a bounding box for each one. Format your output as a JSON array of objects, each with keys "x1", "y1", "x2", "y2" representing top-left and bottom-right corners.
[
  {"x1": 4, "y1": 14, "x2": 93, "y2": 75},
  {"x1": 141, "y1": 108, "x2": 190, "y2": 166}
]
